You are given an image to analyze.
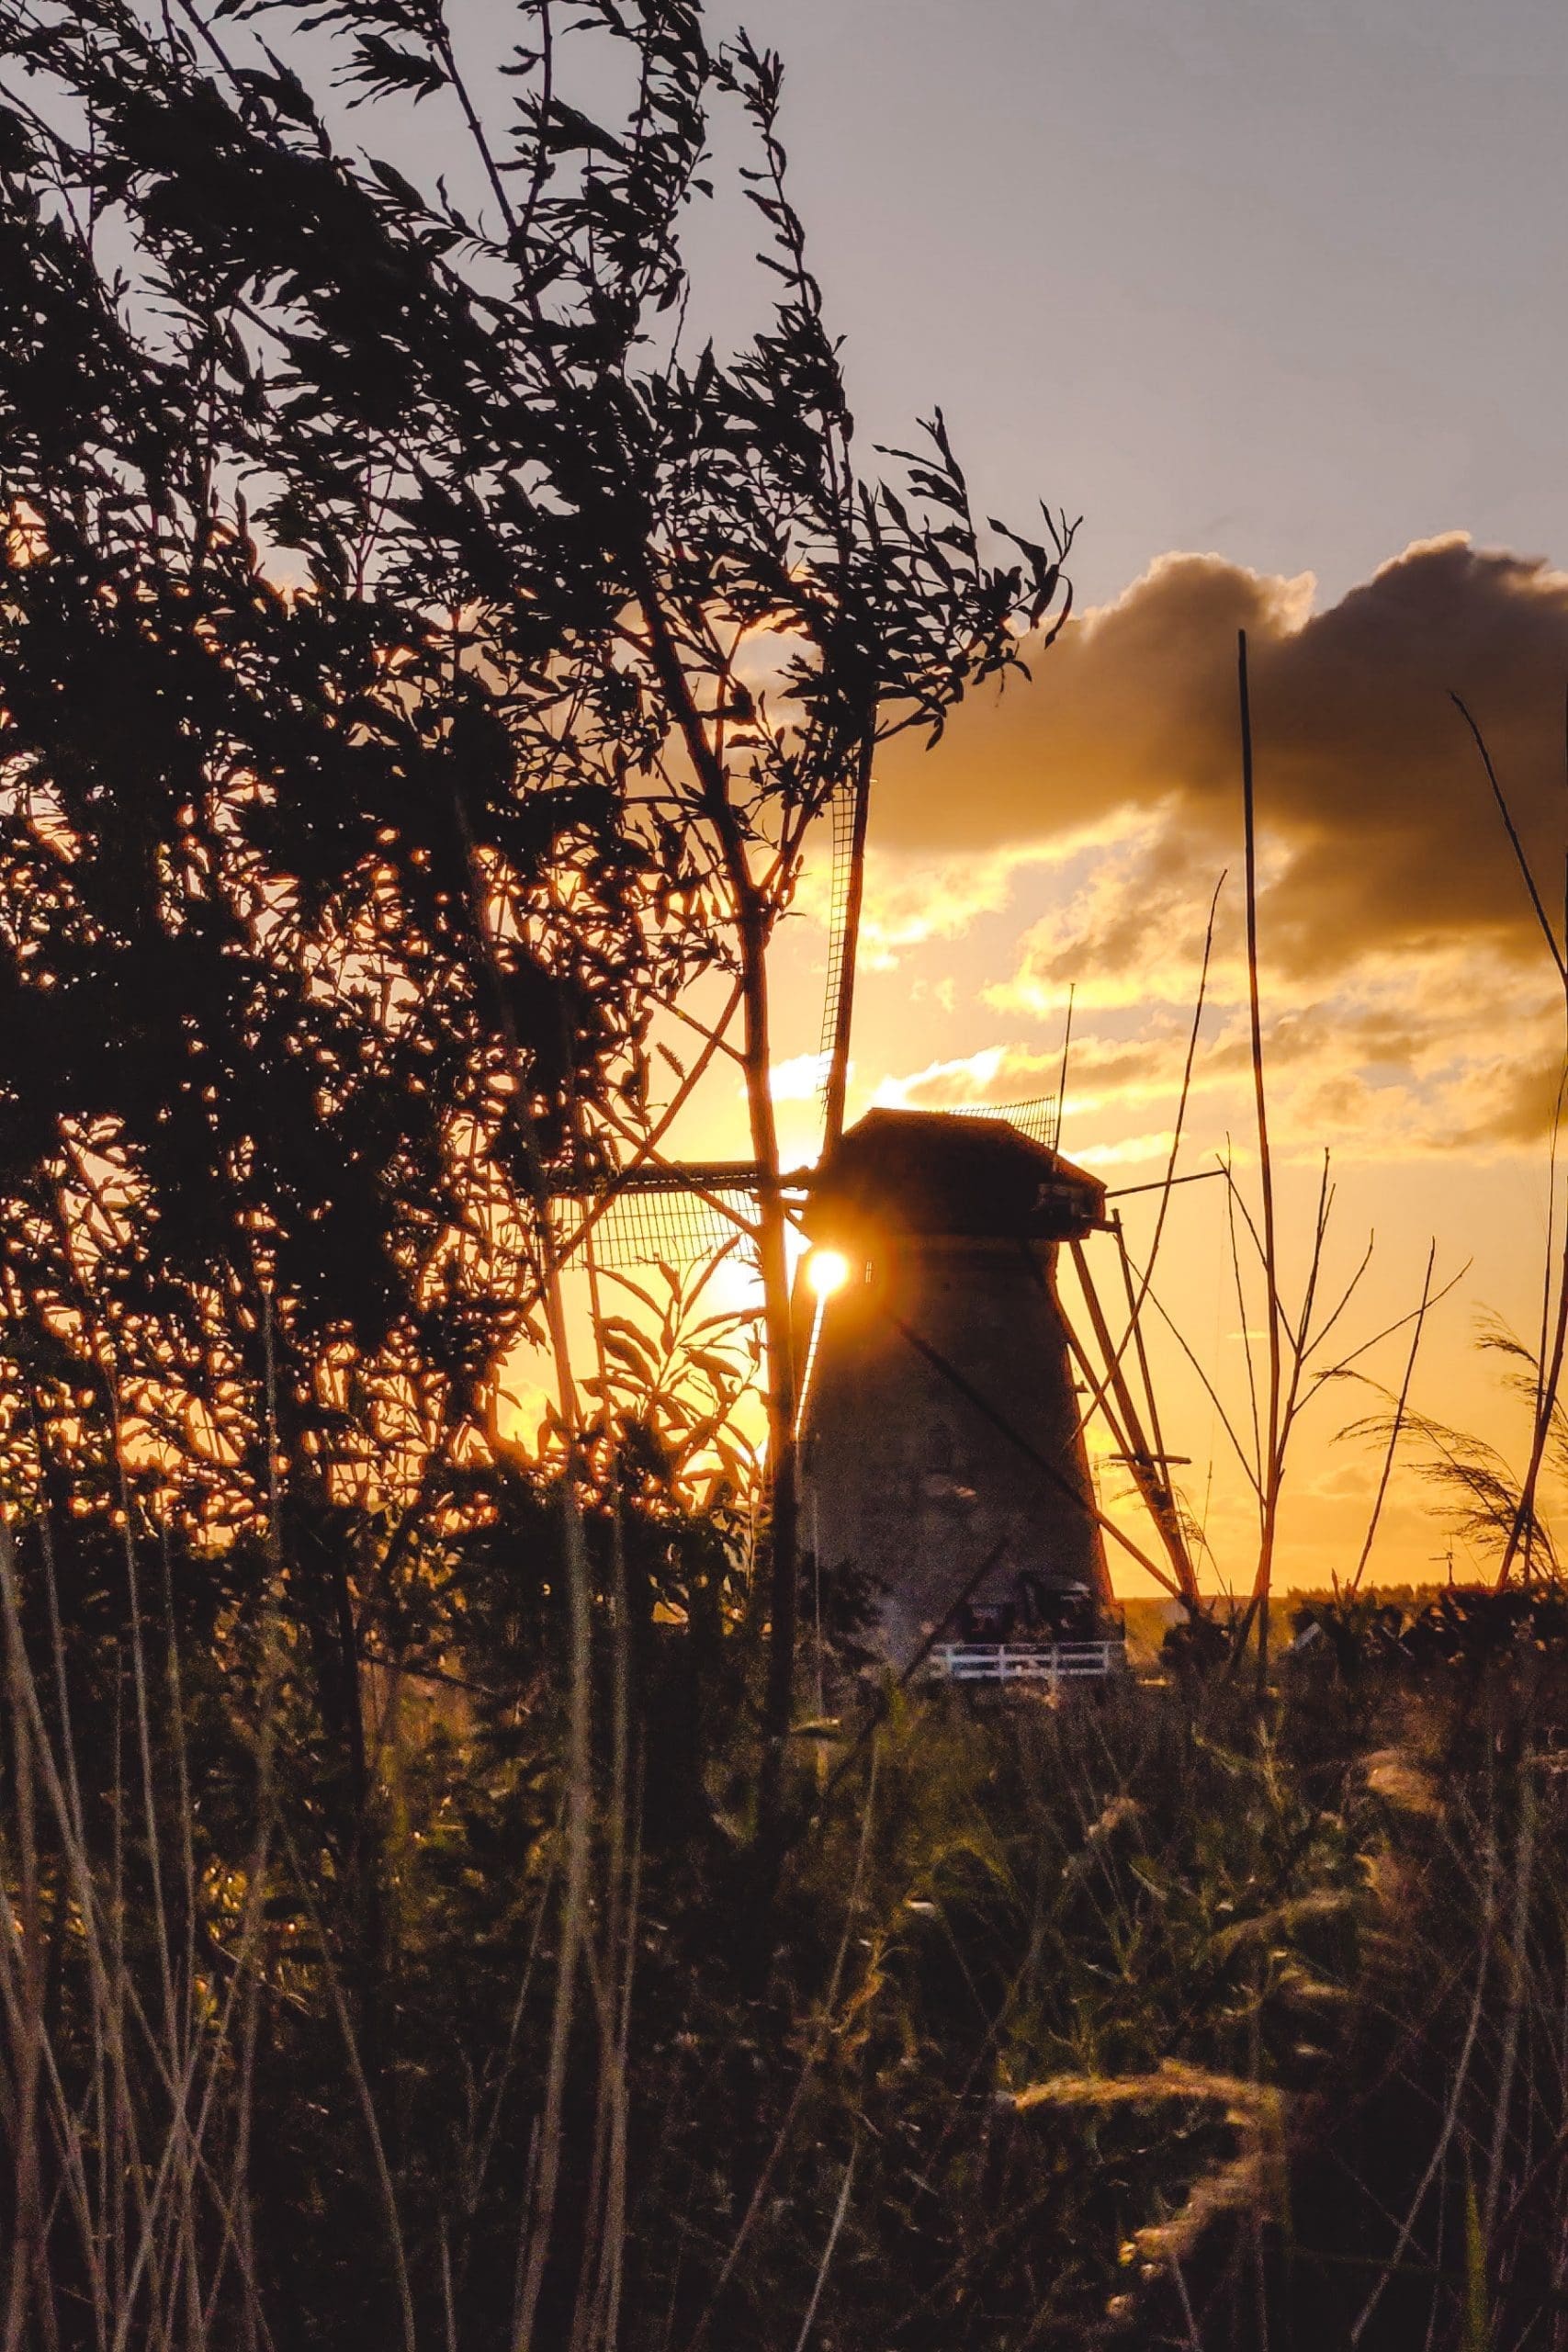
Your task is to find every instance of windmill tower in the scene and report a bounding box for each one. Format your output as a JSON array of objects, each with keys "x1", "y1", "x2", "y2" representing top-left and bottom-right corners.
[
  {"x1": 795, "y1": 1106, "x2": 1111, "y2": 1669},
  {"x1": 553, "y1": 763, "x2": 1199, "y2": 1674}
]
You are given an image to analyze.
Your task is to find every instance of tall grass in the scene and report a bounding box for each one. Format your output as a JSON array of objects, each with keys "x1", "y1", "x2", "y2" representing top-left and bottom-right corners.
[{"x1": 12, "y1": 1486, "x2": 1568, "y2": 2348}]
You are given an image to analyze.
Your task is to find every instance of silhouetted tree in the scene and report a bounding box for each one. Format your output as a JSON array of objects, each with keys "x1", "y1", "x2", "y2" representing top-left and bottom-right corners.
[{"x1": 0, "y1": 0, "x2": 1070, "y2": 1825}]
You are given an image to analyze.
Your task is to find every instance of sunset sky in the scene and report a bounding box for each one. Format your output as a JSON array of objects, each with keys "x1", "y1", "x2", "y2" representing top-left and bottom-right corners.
[{"x1": 664, "y1": 0, "x2": 1568, "y2": 1594}]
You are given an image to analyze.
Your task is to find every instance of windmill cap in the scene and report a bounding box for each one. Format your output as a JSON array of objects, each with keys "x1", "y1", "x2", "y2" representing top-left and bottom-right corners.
[{"x1": 807, "y1": 1107, "x2": 1106, "y2": 1242}]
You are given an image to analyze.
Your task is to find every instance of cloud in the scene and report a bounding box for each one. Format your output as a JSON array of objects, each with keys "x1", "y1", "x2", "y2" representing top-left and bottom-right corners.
[
  {"x1": 852, "y1": 536, "x2": 1568, "y2": 1152},
  {"x1": 871, "y1": 1044, "x2": 1013, "y2": 1107},
  {"x1": 767, "y1": 1049, "x2": 831, "y2": 1103},
  {"x1": 875, "y1": 534, "x2": 1568, "y2": 981},
  {"x1": 794, "y1": 821, "x2": 1142, "y2": 970},
  {"x1": 865, "y1": 926, "x2": 1565, "y2": 1162}
]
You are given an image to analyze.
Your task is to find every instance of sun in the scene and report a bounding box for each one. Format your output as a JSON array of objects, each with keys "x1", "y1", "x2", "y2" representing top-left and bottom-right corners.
[{"x1": 805, "y1": 1247, "x2": 851, "y2": 1298}]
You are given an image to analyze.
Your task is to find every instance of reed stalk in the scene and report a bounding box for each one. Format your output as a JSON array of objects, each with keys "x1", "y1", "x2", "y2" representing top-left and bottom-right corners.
[{"x1": 1239, "y1": 629, "x2": 1284, "y2": 1675}]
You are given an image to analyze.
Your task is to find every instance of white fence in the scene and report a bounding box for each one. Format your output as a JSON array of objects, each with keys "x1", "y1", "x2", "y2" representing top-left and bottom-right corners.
[{"x1": 928, "y1": 1640, "x2": 1126, "y2": 1687}]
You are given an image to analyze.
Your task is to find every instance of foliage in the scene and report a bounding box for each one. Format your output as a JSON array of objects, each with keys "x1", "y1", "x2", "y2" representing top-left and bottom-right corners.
[
  {"x1": 0, "y1": 6, "x2": 1087, "y2": 2339},
  {"x1": 0, "y1": 0, "x2": 1074, "y2": 1803}
]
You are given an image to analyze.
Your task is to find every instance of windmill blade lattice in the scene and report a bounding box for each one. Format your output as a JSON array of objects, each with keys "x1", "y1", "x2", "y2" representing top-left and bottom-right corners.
[
  {"x1": 817, "y1": 776, "x2": 860, "y2": 1103},
  {"x1": 941, "y1": 1095, "x2": 1060, "y2": 1149},
  {"x1": 813, "y1": 771, "x2": 1060, "y2": 1157},
  {"x1": 552, "y1": 1179, "x2": 762, "y2": 1273}
]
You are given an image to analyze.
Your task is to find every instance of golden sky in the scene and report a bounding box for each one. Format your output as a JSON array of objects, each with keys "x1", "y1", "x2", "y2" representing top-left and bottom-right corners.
[
  {"x1": 731, "y1": 537, "x2": 1568, "y2": 1598},
  {"x1": 492, "y1": 0, "x2": 1568, "y2": 1598}
]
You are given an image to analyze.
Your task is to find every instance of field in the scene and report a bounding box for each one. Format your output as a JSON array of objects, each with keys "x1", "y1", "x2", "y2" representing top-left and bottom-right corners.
[{"x1": 8, "y1": 1538, "x2": 1568, "y2": 2352}]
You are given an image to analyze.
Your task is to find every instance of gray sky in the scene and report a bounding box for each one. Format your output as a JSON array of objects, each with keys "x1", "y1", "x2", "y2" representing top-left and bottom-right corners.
[{"x1": 694, "y1": 0, "x2": 1568, "y2": 607}]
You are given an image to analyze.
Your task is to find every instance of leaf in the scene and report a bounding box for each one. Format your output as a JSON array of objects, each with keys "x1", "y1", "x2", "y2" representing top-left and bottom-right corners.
[
  {"x1": 343, "y1": 35, "x2": 447, "y2": 105},
  {"x1": 368, "y1": 157, "x2": 427, "y2": 211}
]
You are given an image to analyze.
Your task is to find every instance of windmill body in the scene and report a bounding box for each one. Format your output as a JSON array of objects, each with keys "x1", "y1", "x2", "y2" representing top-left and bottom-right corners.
[{"x1": 797, "y1": 1108, "x2": 1112, "y2": 1671}]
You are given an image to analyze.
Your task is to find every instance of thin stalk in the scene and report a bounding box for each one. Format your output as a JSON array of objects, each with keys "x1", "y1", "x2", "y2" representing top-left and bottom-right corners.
[
  {"x1": 1452, "y1": 695, "x2": 1566, "y2": 979},
  {"x1": 0, "y1": 1889, "x2": 101, "y2": 2345},
  {"x1": 1485, "y1": 1746, "x2": 1537, "y2": 2241},
  {"x1": 1068, "y1": 1238, "x2": 1196, "y2": 1601},
  {"x1": 441, "y1": 2226, "x2": 459, "y2": 2352},
  {"x1": 1350, "y1": 1826, "x2": 1498, "y2": 2346},
  {"x1": 107, "y1": 1391, "x2": 203, "y2": 2338},
  {"x1": 1062, "y1": 879, "x2": 1223, "y2": 1588},
  {"x1": 589, "y1": 1768, "x2": 643, "y2": 2352},
  {"x1": 1526, "y1": 1069, "x2": 1568, "y2": 1589},
  {"x1": 0, "y1": 1534, "x2": 161, "y2": 2346},
  {"x1": 1239, "y1": 630, "x2": 1283, "y2": 1667},
  {"x1": 684, "y1": 1743, "x2": 880, "y2": 2352},
  {"x1": 1498, "y1": 1136, "x2": 1568, "y2": 1592},
  {"x1": 1053, "y1": 982, "x2": 1075, "y2": 1153},
  {"x1": 457, "y1": 1834, "x2": 562, "y2": 2301},
  {"x1": 790, "y1": 2143, "x2": 858, "y2": 2352},
  {"x1": 1348, "y1": 1240, "x2": 1437, "y2": 1593},
  {"x1": 2, "y1": 1552, "x2": 43, "y2": 2352},
  {"x1": 282, "y1": 1834, "x2": 417, "y2": 2352},
  {"x1": 1121, "y1": 1247, "x2": 1265, "y2": 1503},
  {"x1": 569, "y1": 1183, "x2": 630, "y2": 2352},
  {"x1": 628, "y1": 569, "x2": 799, "y2": 1843},
  {"x1": 1452, "y1": 693, "x2": 1568, "y2": 1587}
]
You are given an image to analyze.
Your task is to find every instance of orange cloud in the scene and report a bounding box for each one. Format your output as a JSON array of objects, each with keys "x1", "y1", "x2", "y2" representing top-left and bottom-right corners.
[
  {"x1": 877, "y1": 534, "x2": 1568, "y2": 978},
  {"x1": 849, "y1": 537, "x2": 1568, "y2": 1153}
]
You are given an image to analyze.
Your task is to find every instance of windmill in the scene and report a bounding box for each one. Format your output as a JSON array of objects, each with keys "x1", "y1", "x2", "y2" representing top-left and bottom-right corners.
[{"x1": 548, "y1": 758, "x2": 1201, "y2": 1677}]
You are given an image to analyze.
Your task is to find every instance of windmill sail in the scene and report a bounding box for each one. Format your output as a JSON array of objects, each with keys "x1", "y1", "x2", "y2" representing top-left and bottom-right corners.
[
  {"x1": 551, "y1": 1184, "x2": 755, "y2": 1273},
  {"x1": 818, "y1": 761, "x2": 873, "y2": 1151},
  {"x1": 545, "y1": 1159, "x2": 784, "y2": 1273}
]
